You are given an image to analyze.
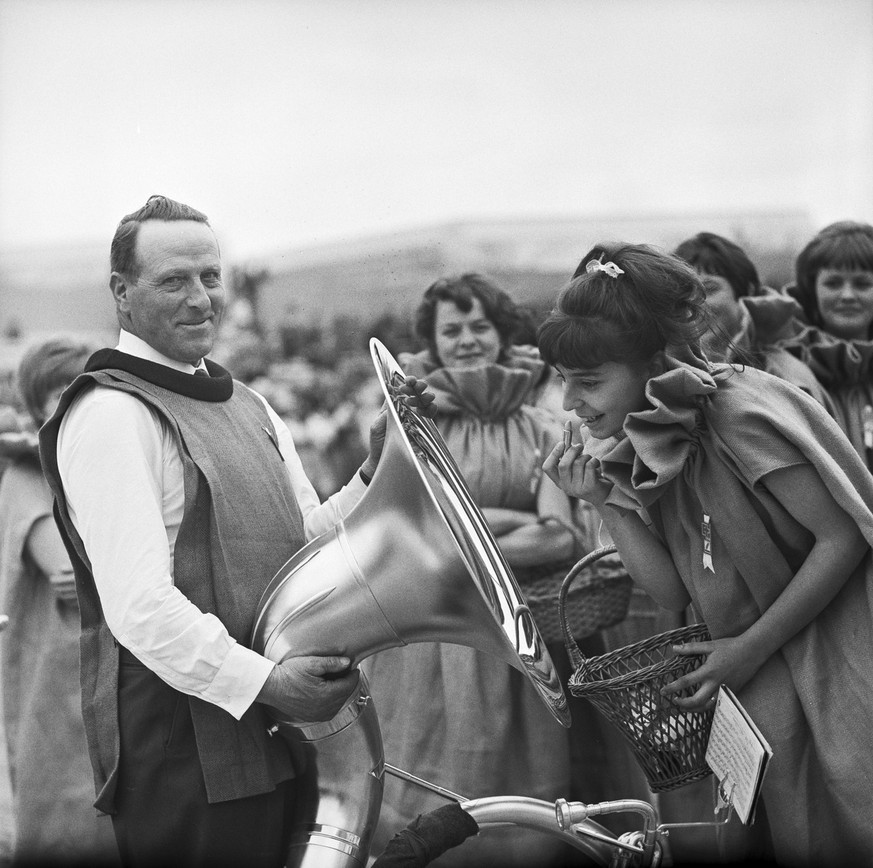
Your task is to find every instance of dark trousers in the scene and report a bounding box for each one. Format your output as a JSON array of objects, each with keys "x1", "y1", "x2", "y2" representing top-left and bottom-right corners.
[{"x1": 113, "y1": 651, "x2": 296, "y2": 868}]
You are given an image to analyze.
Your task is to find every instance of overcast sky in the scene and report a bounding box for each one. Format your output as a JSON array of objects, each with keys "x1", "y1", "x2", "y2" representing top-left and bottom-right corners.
[{"x1": 1, "y1": 0, "x2": 871, "y2": 262}]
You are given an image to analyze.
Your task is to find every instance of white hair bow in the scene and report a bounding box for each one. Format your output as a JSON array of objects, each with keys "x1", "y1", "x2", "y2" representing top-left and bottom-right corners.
[{"x1": 585, "y1": 254, "x2": 625, "y2": 279}]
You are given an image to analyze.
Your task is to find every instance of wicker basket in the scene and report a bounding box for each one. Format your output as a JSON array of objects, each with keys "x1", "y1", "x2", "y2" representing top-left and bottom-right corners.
[
  {"x1": 559, "y1": 548, "x2": 714, "y2": 792},
  {"x1": 515, "y1": 545, "x2": 633, "y2": 643}
]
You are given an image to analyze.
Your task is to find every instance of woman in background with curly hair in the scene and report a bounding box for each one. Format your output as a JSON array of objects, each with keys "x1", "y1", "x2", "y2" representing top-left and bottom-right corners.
[
  {"x1": 366, "y1": 274, "x2": 581, "y2": 867},
  {"x1": 0, "y1": 337, "x2": 119, "y2": 866}
]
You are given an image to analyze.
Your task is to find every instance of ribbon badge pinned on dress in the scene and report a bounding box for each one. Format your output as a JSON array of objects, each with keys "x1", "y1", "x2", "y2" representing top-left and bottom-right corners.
[{"x1": 702, "y1": 513, "x2": 715, "y2": 573}]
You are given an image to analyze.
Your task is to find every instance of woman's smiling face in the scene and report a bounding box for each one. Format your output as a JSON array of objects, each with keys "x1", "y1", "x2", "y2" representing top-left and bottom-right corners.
[
  {"x1": 815, "y1": 267, "x2": 873, "y2": 340},
  {"x1": 433, "y1": 298, "x2": 502, "y2": 368},
  {"x1": 556, "y1": 360, "x2": 653, "y2": 439}
]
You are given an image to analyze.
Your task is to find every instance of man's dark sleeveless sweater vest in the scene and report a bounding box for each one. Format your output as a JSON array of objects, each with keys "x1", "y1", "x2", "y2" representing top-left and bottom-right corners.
[{"x1": 39, "y1": 351, "x2": 307, "y2": 813}]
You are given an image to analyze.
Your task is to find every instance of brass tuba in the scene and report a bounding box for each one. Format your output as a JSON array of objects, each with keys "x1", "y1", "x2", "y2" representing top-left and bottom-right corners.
[{"x1": 251, "y1": 338, "x2": 569, "y2": 867}]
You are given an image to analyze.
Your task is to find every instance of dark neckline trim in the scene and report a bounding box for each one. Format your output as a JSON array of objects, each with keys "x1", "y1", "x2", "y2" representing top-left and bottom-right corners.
[{"x1": 85, "y1": 349, "x2": 234, "y2": 402}]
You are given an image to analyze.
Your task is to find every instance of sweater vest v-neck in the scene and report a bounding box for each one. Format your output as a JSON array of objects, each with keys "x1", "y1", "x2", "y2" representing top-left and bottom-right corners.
[{"x1": 40, "y1": 365, "x2": 307, "y2": 812}]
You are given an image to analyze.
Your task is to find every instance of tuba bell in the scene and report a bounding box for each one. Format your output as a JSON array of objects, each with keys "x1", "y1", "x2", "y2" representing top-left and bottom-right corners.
[{"x1": 251, "y1": 338, "x2": 569, "y2": 867}]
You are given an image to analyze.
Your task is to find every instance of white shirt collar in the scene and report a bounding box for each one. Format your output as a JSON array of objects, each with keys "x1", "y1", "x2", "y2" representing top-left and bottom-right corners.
[{"x1": 116, "y1": 330, "x2": 207, "y2": 375}]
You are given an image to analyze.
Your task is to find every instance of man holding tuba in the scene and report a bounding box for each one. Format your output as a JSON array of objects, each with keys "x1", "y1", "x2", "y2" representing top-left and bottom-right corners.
[{"x1": 38, "y1": 195, "x2": 434, "y2": 868}]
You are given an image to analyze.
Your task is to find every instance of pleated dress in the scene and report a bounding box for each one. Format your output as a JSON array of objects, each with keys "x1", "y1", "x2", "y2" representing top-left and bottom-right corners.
[
  {"x1": 590, "y1": 348, "x2": 873, "y2": 867},
  {"x1": 365, "y1": 350, "x2": 574, "y2": 868}
]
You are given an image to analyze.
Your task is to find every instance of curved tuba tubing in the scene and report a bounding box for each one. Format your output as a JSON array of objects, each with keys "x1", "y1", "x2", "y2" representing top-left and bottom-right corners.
[{"x1": 251, "y1": 338, "x2": 569, "y2": 867}]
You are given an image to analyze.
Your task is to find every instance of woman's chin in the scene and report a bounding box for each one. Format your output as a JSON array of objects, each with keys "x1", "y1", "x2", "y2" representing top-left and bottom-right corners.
[
  {"x1": 452, "y1": 359, "x2": 488, "y2": 369},
  {"x1": 584, "y1": 420, "x2": 622, "y2": 441}
]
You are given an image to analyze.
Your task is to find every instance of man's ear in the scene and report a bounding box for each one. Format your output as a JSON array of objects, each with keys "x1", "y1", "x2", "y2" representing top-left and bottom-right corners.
[{"x1": 110, "y1": 272, "x2": 131, "y2": 313}]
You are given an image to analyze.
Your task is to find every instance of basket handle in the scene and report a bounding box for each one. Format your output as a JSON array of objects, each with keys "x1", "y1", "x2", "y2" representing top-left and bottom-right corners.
[{"x1": 558, "y1": 544, "x2": 619, "y2": 669}]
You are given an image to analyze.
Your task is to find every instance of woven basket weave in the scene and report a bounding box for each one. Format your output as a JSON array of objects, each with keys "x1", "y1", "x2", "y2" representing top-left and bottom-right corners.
[
  {"x1": 515, "y1": 548, "x2": 632, "y2": 643},
  {"x1": 559, "y1": 547, "x2": 714, "y2": 792}
]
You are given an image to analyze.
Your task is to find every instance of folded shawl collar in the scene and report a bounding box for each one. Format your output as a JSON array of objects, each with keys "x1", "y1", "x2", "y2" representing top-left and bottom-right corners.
[{"x1": 589, "y1": 347, "x2": 724, "y2": 511}]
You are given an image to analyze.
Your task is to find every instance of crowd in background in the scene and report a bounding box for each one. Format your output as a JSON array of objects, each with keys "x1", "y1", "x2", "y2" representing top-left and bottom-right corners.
[
  {"x1": 1, "y1": 219, "x2": 873, "y2": 867},
  {"x1": 0, "y1": 234, "x2": 804, "y2": 503}
]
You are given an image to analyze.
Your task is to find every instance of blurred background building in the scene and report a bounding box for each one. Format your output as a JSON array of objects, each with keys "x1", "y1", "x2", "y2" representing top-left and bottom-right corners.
[
  {"x1": 1, "y1": 207, "x2": 813, "y2": 342},
  {"x1": 252, "y1": 208, "x2": 813, "y2": 331}
]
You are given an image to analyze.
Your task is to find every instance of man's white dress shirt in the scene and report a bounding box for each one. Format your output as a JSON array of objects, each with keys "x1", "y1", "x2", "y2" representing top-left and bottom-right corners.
[{"x1": 57, "y1": 331, "x2": 366, "y2": 720}]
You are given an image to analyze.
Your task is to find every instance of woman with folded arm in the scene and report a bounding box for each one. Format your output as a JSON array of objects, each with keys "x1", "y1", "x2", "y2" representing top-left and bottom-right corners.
[{"x1": 366, "y1": 274, "x2": 580, "y2": 867}]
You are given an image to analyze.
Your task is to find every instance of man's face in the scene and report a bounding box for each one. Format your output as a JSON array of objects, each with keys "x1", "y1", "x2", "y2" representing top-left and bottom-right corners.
[{"x1": 111, "y1": 220, "x2": 225, "y2": 365}]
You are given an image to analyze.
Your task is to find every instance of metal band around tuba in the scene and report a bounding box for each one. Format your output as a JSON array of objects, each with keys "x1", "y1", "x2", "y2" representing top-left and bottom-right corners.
[{"x1": 251, "y1": 338, "x2": 569, "y2": 867}]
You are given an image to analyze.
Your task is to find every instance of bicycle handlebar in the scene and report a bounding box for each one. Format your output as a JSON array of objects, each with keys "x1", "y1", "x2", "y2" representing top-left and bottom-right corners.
[{"x1": 460, "y1": 795, "x2": 619, "y2": 863}]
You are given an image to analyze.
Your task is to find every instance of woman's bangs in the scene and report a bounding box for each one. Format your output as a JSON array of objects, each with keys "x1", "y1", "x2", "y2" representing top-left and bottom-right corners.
[
  {"x1": 538, "y1": 315, "x2": 621, "y2": 369},
  {"x1": 820, "y1": 234, "x2": 873, "y2": 275}
]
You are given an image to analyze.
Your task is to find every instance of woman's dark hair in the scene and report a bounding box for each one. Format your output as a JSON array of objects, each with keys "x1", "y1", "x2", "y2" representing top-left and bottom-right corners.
[
  {"x1": 17, "y1": 336, "x2": 94, "y2": 426},
  {"x1": 538, "y1": 243, "x2": 708, "y2": 370},
  {"x1": 791, "y1": 221, "x2": 873, "y2": 326},
  {"x1": 673, "y1": 232, "x2": 761, "y2": 299},
  {"x1": 414, "y1": 273, "x2": 522, "y2": 362},
  {"x1": 110, "y1": 194, "x2": 211, "y2": 278}
]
